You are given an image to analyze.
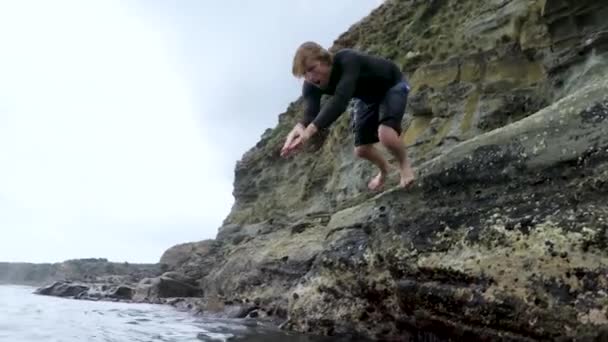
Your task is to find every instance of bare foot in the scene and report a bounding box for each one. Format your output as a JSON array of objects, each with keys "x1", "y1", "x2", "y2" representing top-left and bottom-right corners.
[
  {"x1": 368, "y1": 171, "x2": 386, "y2": 191},
  {"x1": 399, "y1": 163, "x2": 415, "y2": 189}
]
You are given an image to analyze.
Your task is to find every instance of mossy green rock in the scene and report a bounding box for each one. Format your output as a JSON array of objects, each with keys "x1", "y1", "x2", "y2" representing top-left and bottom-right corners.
[{"x1": 163, "y1": 0, "x2": 608, "y2": 340}]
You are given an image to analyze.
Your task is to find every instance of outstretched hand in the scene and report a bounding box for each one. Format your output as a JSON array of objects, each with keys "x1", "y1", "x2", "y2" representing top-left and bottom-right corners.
[
  {"x1": 280, "y1": 125, "x2": 304, "y2": 158},
  {"x1": 282, "y1": 135, "x2": 305, "y2": 157},
  {"x1": 280, "y1": 123, "x2": 317, "y2": 158}
]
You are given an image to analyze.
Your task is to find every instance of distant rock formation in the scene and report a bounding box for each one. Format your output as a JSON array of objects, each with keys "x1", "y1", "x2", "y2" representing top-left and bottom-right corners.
[{"x1": 0, "y1": 258, "x2": 161, "y2": 286}]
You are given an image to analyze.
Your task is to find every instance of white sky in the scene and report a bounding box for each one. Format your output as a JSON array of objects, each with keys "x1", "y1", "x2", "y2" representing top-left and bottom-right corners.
[{"x1": 0, "y1": 0, "x2": 382, "y2": 263}]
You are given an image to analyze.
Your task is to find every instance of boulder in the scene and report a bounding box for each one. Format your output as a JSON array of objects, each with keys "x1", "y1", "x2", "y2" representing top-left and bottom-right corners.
[
  {"x1": 133, "y1": 276, "x2": 202, "y2": 302},
  {"x1": 108, "y1": 285, "x2": 135, "y2": 300},
  {"x1": 35, "y1": 281, "x2": 89, "y2": 298}
]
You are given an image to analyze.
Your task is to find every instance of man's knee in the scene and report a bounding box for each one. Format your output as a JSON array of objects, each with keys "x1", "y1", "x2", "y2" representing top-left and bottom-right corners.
[
  {"x1": 354, "y1": 145, "x2": 372, "y2": 158},
  {"x1": 378, "y1": 124, "x2": 400, "y2": 145}
]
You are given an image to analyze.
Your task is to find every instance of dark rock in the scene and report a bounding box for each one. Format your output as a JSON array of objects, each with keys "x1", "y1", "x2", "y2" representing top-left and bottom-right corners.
[
  {"x1": 35, "y1": 281, "x2": 89, "y2": 298},
  {"x1": 109, "y1": 285, "x2": 134, "y2": 300},
  {"x1": 133, "y1": 276, "x2": 202, "y2": 302}
]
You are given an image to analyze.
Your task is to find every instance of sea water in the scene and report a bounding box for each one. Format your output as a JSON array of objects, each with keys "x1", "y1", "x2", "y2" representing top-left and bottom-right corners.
[{"x1": 0, "y1": 285, "x2": 351, "y2": 342}]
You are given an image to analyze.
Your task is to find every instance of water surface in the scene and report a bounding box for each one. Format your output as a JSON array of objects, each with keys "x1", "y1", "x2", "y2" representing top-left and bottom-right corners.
[{"x1": 0, "y1": 285, "x2": 348, "y2": 342}]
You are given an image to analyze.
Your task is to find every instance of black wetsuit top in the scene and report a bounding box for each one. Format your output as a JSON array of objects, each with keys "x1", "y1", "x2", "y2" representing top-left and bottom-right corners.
[{"x1": 300, "y1": 48, "x2": 403, "y2": 130}]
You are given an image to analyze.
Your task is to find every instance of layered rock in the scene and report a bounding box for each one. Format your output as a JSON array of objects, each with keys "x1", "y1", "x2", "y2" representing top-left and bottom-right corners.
[{"x1": 157, "y1": 0, "x2": 608, "y2": 340}]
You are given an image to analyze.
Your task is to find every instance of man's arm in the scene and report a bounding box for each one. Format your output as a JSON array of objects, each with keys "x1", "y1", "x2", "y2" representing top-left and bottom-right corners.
[
  {"x1": 300, "y1": 82, "x2": 321, "y2": 127},
  {"x1": 280, "y1": 83, "x2": 321, "y2": 157},
  {"x1": 312, "y1": 53, "x2": 360, "y2": 130}
]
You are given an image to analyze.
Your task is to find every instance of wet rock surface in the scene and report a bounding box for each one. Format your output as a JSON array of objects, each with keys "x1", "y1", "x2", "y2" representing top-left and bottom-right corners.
[{"x1": 34, "y1": 281, "x2": 137, "y2": 302}]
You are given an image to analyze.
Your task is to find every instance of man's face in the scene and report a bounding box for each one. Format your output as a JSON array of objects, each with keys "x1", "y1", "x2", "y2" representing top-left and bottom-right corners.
[{"x1": 304, "y1": 59, "x2": 331, "y2": 89}]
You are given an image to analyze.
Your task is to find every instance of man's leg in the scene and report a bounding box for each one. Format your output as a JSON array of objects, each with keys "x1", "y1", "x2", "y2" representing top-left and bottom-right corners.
[
  {"x1": 355, "y1": 144, "x2": 390, "y2": 191},
  {"x1": 351, "y1": 100, "x2": 390, "y2": 191},
  {"x1": 378, "y1": 81, "x2": 415, "y2": 188},
  {"x1": 378, "y1": 125, "x2": 415, "y2": 188}
]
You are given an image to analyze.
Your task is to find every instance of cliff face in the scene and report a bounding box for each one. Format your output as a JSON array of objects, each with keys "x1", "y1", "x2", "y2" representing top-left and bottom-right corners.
[
  {"x1": 225, "y1": 0, "x2": 608, "y2": 226},
  {"x1": 159, "y1": 0, "x2": 608, "y2": 340}
]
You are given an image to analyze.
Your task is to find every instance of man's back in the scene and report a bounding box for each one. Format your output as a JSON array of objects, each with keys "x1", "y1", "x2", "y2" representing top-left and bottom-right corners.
[{"x1": 305, "y1": 48, "x2": 403, "y2": 103}]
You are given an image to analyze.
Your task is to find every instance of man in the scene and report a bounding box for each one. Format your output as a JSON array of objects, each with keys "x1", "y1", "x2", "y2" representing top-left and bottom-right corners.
[{"x1": 281, "y1": 41, "x2": 415, "y2": 191}]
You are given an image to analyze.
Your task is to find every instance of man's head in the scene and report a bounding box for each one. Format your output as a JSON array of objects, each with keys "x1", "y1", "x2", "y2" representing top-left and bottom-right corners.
[{"x1": 292, "y1": 41, "x2": 333, "y2": 89}]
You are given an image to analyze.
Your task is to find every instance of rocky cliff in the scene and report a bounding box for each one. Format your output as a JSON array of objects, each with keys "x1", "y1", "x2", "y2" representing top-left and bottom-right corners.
[{"x1": 154, "y1": 0, "x2": 608, "y2": 340}]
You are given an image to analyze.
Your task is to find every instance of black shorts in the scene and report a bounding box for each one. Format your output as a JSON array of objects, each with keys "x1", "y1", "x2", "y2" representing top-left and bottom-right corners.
[{"x1": 350, "y1": 81, "x2": 410, "y2": 146}]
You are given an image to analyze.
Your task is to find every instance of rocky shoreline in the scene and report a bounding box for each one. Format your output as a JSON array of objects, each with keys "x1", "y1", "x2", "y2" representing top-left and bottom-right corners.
[
  {"x1": 25, "y1": 247, "x2": 294, "y2": 329},
  {"x1": 32, "y1": 273, "x2": 287, "y2": 327}
]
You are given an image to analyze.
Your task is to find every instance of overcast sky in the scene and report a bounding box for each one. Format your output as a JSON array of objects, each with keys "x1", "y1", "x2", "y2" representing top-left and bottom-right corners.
[{"x1": 0, "y1": 0, "x2": 381, "y2": 263}]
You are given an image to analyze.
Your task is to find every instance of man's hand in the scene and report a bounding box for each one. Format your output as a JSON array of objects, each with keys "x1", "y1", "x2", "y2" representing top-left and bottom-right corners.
[
  {"x1": 281, "y1": 123, "x2": 304, "y2": 157},
  {"x1": 280, "y1": 123, "x2": 318, "y2": 158}
]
